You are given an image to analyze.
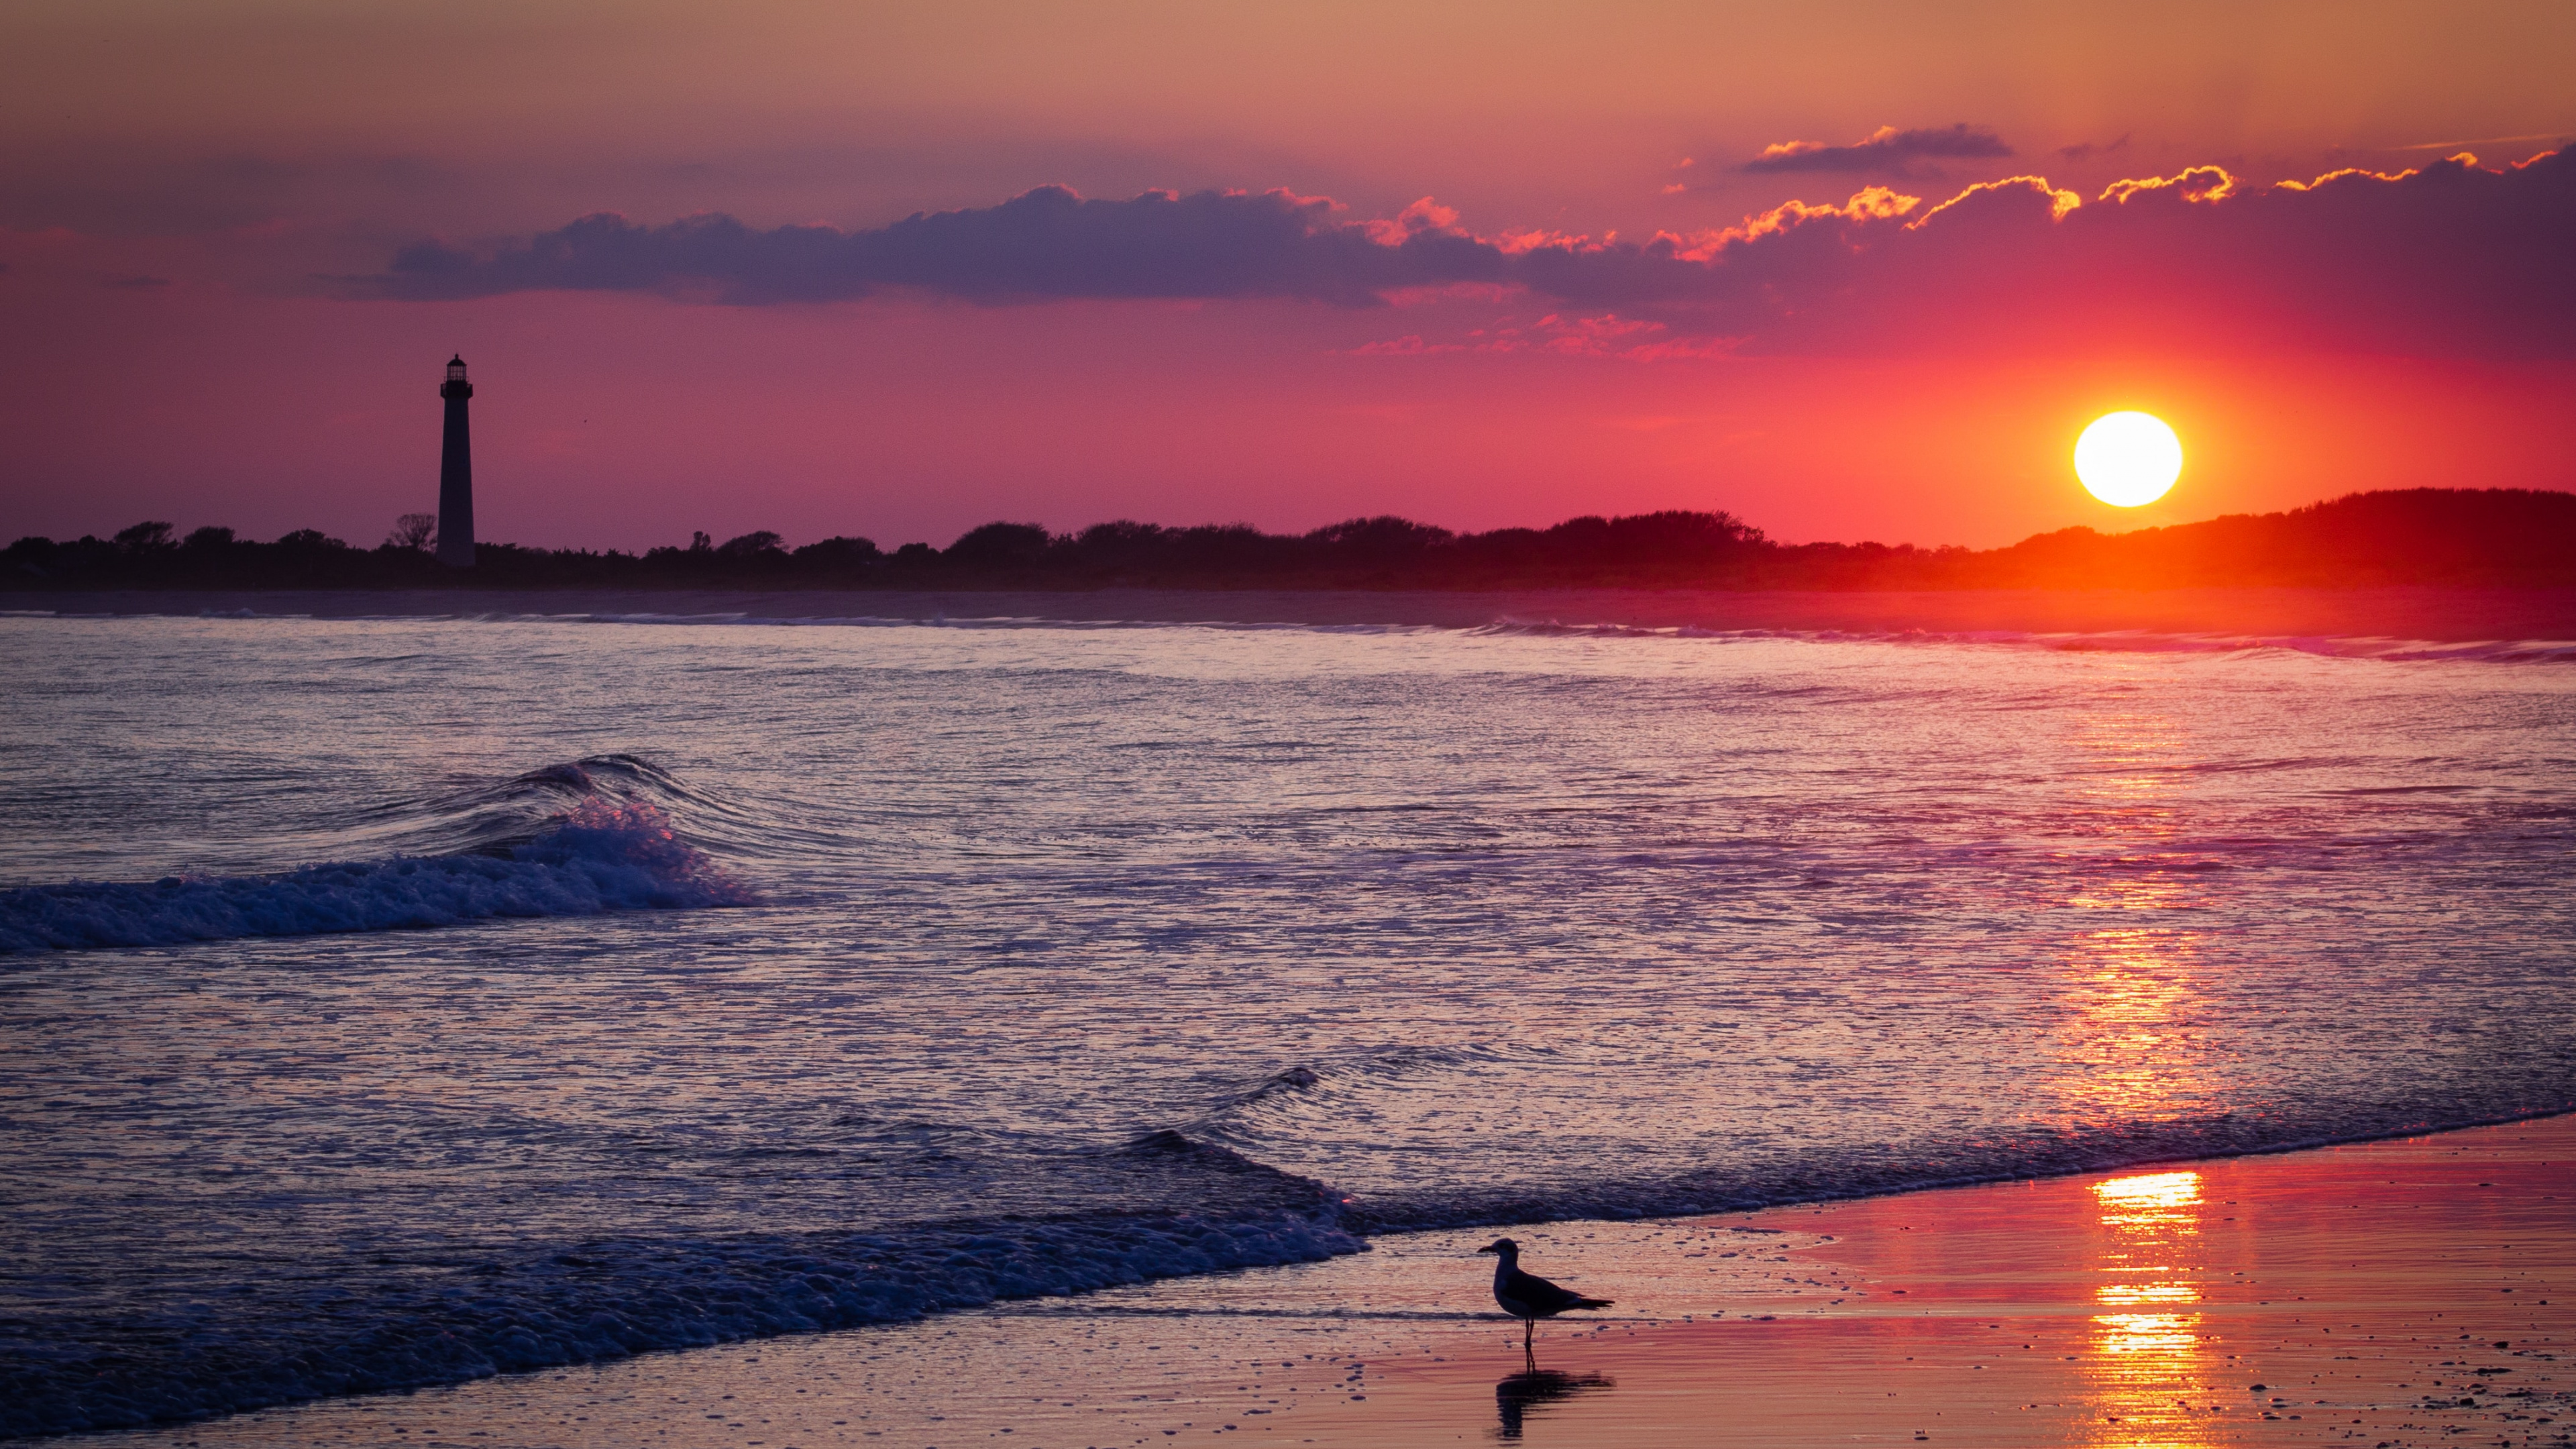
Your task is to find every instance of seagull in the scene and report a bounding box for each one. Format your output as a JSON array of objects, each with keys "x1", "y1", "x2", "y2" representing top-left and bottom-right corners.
[{"x1": 1477, "y1": 1238, "x2": 1613, "y2": 1352}]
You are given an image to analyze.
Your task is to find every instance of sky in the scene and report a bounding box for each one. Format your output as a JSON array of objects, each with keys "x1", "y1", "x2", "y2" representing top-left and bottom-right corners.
[{"x1": 3, "y1": 0, "x2": 2571, "y2": 552}]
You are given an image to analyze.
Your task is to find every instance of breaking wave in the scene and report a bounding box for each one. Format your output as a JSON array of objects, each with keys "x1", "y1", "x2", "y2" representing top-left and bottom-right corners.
[{"x1": 0, "y1": 757, "x2": 751, "y2": 955}]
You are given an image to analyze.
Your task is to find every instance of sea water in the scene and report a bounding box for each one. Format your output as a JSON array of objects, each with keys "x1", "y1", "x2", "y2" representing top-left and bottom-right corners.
[{"x1": 3, "y1": 606, "x2": 2571, "y2": 1436}]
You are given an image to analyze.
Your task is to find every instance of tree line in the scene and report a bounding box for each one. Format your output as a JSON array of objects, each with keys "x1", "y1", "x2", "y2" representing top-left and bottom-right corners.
[{"x1": 5, "y1": 489, "x2": 2572, "y2": 592}]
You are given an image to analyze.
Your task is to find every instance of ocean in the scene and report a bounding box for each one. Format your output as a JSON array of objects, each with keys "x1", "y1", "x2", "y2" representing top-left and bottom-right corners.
[{"x1": 3, "y1": 602, "x2": 2572, "y2": 1437}]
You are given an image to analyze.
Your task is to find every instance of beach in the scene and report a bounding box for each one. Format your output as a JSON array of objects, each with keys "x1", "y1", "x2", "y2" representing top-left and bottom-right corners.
[
  {"x1": 5, "y1": 608, "x2": 2571, "y2": 1442},
  {"x1": 81, "y1": 1115, "x2": 2571, "y2": 1448},
  {"x1": 11, "y1": 2, "x2": 2574, "y2": 1442},
  {"x1": 12, "y1": 0, "x2": 2576, "y2": 1430}
]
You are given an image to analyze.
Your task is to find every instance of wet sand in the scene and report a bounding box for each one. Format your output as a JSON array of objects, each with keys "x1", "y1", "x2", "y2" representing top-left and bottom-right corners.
[
  {"x1": 14, "y1": 584, "x2": 2576, "y2": 644},
  {"x1": 94, "y1": 1116, "x2": 2573, "y2": 1449}
]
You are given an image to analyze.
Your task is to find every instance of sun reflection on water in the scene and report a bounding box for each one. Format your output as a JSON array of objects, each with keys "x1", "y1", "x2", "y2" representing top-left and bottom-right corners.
[
  {"x1": 2085, "y1": 1169, "x2": 2214, "y2": 1447},
  {"x1": 2052, "y1": 705, "x2": 2222, "y2": 1129}
]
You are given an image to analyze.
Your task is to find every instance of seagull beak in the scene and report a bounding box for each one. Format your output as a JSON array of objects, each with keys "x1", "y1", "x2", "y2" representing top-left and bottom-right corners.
[{"x1": 1474, "y1": 1242, "x2": 1499, "y2": 1254}]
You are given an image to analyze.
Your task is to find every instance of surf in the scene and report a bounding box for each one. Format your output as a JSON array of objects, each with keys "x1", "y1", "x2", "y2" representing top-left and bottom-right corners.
[{"x1": 0, "y1": 756, "x2": 751, "y2": 955}]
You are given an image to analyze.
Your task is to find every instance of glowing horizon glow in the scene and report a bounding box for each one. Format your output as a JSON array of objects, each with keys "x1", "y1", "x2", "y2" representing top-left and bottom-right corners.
[{"x1": 2075, "y1": 412, "x2": 2185, "y2": 507}]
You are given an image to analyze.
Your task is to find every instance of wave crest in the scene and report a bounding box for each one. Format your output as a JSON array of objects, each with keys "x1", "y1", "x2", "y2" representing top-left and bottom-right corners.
[{"x1": 0, "y1": 760, "x2": 751, "y2": 956}]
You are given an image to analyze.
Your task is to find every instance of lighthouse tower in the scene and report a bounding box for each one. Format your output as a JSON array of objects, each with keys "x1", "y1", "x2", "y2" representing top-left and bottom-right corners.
[{"x1": 436, "y1": 355, "x2": 476, "y2": 569}]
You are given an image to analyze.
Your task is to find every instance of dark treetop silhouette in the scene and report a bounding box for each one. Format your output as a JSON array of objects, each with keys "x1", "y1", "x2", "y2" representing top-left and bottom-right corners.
[{"x1": 7, "y1": 488, "x2": 2575, "y2": 593}]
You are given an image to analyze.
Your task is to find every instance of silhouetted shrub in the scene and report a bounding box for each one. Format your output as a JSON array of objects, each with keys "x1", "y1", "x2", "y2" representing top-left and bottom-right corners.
[
  {"x1": 945, "y1": 522, "x2": 1055, "y2": 568},
  {"x1": 1305, "y1": 516, "x2": 1455, "y2": 559},
  {"x1": 793, "y1": 536, "x2": 881, "y2": 571}
]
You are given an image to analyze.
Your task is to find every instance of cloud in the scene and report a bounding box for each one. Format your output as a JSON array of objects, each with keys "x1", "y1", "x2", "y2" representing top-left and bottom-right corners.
[
  {"x1": 364, "y1": 148, "x2": 2576, "y2": 358},
  {"x1": 376, "y1": 186, "x2": 1505, "y2": 307},
  {"x1": 1741, "y1": 124, "x2": 2014, "y2": 174},
  {"x1": 2398, "y1": 131, "x2": 2571, "y2": 152},
  {"x1": 1617, "y1": 150, "x2": 2576, "y2": 357}
]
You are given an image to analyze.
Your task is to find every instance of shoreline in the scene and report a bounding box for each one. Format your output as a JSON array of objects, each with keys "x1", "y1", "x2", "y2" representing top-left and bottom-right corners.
[
  {"x1": 74, "y1": 1114, "x2": 2575, "y2": 1448},
  {"x1": 9, "y1": 583, "x2": 2576, "y2": 645}
]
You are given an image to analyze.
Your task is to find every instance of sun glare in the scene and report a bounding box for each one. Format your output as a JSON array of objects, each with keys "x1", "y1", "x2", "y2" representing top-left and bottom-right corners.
[{"x1": 2074, "y1": 412, "x2": 2184, "y2": 507}]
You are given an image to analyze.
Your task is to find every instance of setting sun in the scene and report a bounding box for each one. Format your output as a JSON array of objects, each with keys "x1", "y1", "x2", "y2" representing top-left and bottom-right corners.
[{"x1": 2074, "y1": 412, "x2": 2184, "y2": 507}]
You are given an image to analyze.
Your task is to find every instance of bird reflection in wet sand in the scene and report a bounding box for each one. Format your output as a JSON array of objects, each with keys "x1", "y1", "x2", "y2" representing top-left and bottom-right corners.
[{"x1": 1494, "y1": 1368, "x2": 1613, "y2": 1439}]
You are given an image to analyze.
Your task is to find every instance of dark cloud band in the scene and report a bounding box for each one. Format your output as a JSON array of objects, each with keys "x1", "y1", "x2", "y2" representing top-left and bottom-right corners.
[
  {"x1": 368, "y1": 149, "x2": 2576, "y2": 358},
  {"x1": 380, "y1": 186, "x2": 1501, "y2": 307}
]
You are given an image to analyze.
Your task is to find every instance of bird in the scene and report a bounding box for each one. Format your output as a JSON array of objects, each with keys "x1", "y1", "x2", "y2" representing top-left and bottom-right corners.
[{"x1": 1477, "y1": 1237, "x2": 1613, "y2": 1353}]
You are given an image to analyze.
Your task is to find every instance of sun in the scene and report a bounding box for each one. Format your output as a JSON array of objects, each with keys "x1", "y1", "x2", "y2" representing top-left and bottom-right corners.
[{"x1": 2074, "y1": 412, "x2": 2183, "y2": 507}]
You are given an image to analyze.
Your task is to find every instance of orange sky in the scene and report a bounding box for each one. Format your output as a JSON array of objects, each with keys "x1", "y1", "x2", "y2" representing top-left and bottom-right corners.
[{"x1": 3, "y1": 1, "x2": 2571, "y2": 549}]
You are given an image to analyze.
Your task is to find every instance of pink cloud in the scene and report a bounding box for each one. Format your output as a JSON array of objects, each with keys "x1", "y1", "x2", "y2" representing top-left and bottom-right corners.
[{"x1": 1741, "y1": 123, "x2": 2015, "y2": 175}]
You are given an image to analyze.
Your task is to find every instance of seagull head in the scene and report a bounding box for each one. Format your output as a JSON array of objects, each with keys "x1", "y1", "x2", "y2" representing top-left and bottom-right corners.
[{"x1": 1476, "y1": 1237, "x2": 1518, "y2": 1257}]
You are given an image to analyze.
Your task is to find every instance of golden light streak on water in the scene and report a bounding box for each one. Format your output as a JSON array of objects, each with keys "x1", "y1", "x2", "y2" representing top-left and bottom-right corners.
[
  {"x1": 2051, "y1": 704, "x2": 2224, "y2": 1132},
  {"x1": 2084, "y1": 1169, "x2": 2214, "y2": 1448},
  {"x1": 2094, "y1": 1171, "x2": 2202, "y2": 1212}
]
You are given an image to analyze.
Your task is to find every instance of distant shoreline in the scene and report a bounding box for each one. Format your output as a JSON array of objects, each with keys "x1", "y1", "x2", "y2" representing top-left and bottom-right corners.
[
  {"x1": 12, "y1": 488, "x2": 2576, "y2": 595},
  {"x1": 13, "y1": 584, "x2": 2576, "y2": 644}
]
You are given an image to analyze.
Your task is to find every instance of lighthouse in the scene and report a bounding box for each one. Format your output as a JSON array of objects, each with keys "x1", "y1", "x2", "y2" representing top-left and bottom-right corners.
[{"x1": 436, "y1": 355, "x2": 476, "y2": 569}]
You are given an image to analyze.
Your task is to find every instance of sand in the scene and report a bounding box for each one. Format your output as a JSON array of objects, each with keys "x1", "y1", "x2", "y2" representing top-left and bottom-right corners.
[
  {"x1": 87, "y1": 1115, "x2": 2573, "y2": 1449},
  {"x1": 15, "y1": 584, "x2": 2576, "y2": 644}
]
